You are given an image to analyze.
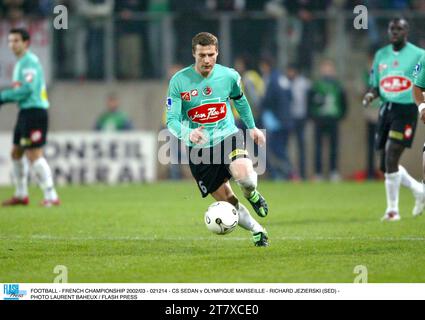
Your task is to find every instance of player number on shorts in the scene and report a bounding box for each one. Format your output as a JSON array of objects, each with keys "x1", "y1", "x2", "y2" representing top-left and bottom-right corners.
[{"x1": 199, "y1": 181, "x2": 208, "y2": 194}]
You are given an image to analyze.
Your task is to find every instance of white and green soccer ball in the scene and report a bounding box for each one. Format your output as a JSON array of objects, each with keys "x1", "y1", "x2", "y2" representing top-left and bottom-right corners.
[{"x1": 204, "y1": 201, "x2": 239, "y2": 235}]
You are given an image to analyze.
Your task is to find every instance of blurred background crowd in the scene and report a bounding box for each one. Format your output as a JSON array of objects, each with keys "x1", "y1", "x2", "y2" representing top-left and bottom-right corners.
[{"x1": 1, "y1": 0, "x2": 425, "y2": 181}]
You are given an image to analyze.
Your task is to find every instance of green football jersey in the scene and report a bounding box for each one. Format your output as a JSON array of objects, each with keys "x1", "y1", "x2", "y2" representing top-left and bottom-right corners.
[
  {"x1": 413, "y1": 54, "x2": 425, "y2": 89},
  {"x1": 166, "y1": 64, "x2": 256, "y2": 148},
  {"x1": 370, "y1": 42, "x2": 425, "y2": 104},
  {"x1": 0, "y1": 50, "x2": 49, "y2": 110}
]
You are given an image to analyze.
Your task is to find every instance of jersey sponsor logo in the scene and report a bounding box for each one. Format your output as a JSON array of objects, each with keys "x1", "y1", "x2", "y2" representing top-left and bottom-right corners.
[
  {"x1": 180, "y1": 92, "x2": 191, "y2": 101},
  {"x1": 191, "y1": 89, "x2": 198, "y2": 97},
  {"x1": 166, "y1": 97, "x2": 172, "y2": 111},
  {"x1": 202, "y1": 86, "x2": 213, "y2": 96},
  {"x1": 380, "y1": 76, "x2": 412, "y2": 93},
  {"x1": 187, "y1": 103, "x2": 227, "y2": 124}
]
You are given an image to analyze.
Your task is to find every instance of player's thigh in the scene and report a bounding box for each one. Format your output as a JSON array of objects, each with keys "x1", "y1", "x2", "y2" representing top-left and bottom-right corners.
[
  {"x1": 375, "y1": 105, "x2": 391, "y2": 151},
  {"x1": 387, "y1": 105, "x2": 417, "y2": 148},
  {"x1": 25, "y1": 148, "x2": 43, "y2": 163},
  {"x1": 211, "y1": 181, "x2": 238, "y2": 206},
  {"x1": 229, "y1": 158, "x2": 254, "y2": 180}
]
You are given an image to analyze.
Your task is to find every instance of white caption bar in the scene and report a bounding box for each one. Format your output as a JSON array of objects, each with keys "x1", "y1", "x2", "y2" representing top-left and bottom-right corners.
[{"x1": 1, "y1": 283, "x2": 425, "y2": 300}]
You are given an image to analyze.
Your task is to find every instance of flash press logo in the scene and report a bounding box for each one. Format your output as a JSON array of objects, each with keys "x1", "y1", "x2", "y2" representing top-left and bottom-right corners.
[{"x1": 3, "y1": 284, "x2": 27, "y2": 300}]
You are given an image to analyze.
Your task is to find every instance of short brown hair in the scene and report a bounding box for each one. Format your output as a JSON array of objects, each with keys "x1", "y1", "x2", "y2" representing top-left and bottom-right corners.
[{"x1": 192, "y1": 32, "x2": 219, "y2": 53}]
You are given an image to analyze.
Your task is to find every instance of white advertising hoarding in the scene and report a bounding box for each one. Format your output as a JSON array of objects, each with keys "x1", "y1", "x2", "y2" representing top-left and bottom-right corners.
[{"x1": 0, "y1": 132, "x2": 157, "y2": 186}]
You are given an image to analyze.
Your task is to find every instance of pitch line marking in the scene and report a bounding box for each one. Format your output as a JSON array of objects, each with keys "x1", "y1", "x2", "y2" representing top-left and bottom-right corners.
[{"x1": 1, "y1": 235, "x2": 425, "y2": 242}]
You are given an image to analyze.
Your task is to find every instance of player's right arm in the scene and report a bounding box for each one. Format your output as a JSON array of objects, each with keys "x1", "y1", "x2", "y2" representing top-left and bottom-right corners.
[
  {"x1": 0, "y1": 61, "x2": 34, "y2": 104},
  {"x1": 363, "y1": 52, "x2": 380, "y2": 107},
  {"x1": 166, "y1": 76, "x2": 206, "y2": 145}
]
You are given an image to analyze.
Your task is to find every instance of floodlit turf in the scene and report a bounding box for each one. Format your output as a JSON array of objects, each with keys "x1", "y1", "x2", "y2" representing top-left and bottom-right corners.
[{"x1": 1, "y1": 181, "x2": 425, "y2": 283}]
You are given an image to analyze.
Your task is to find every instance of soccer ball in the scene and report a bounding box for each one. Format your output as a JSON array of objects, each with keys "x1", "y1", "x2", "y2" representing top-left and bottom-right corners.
[{"x1": 204, "y1": 201, "x2": 239, "y2": 235}]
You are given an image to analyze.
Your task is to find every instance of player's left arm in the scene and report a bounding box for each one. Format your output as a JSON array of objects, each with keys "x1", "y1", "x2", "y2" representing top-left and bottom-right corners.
[
  {"x1": 230, "y1": 70, "x2": 265, "y2": 146},
  {"x1": 230, "y1": 70, "x2": 256, "y2": 128}
]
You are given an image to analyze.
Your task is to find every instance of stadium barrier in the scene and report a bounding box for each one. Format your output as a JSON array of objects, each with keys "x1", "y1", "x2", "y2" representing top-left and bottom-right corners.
[{"x1": 0, "y1": 132, "x2": 157, "y2": 186}]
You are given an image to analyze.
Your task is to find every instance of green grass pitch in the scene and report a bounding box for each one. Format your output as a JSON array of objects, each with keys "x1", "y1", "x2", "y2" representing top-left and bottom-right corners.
[{"x1": 1, "y1": 181, "x2": 424, "y2": 283}]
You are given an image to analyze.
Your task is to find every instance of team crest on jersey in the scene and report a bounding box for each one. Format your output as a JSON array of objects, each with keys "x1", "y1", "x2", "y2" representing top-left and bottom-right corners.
[
  {"x1": 23, "y1": 68, "x2": 36, "y2": 83},
  {"x1": 380, "y1": 76, "x2": 411, "y2": 93},
  {"x1": 187, "y1": 103, "x2": 227, "y2": 124},
  {"x1": 379, "y1": 64, "x2": 388, "y2": 73},
  {"x1": 191, "y1": 89, "x2": 198, "y2": 97},
  {"x1": 30, "y1": 130, "x2": 43, "y2": 143},
  {"x1": 202, "y1": 86, "x2": 213, "y2": 96},
  {"x1": 180, "y1": 92, "x2": 191, "y2": 101}
]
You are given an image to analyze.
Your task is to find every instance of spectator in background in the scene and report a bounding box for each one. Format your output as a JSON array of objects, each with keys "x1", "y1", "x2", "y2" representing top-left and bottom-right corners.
[
  {"x1": 147, "y1": 0, "x2": 170, "y2": 78},
  {"x1": 410, "y1": 0, "x2": 425, "y2": 48},
  {"x1": 309, "y1": 59, "x2": 347, "y2": 182},
  {"x1": 115, "y1": 0, "x2": 147, "y2": 79},
  {"x1": 207, "y1": 0, "x2": 246, "y2": 11},
  {"x1": 95, "y1": 93, "x2": 133, "y2": 131},
  {"x1": 170, "y1": 0, "x2": 213, "y2": 66},
  {"x1": 234, "y1": 55, "x2": 265, "y2": 126},
  {"x1": 287, "y1": 63, "x2": 311, "y2": 181},
  {"x1": 1, "y1": 0, "x2": 26, "y2": 22},
  {"x1": 77, "y1": 0, "x2": 114, "y2": 79},
  {"x1": 284, "y1": 0, "x2": 332, "y2": 75},
  {"x1": 260, "y1": 56, "x2": 294, "y2": 180}
]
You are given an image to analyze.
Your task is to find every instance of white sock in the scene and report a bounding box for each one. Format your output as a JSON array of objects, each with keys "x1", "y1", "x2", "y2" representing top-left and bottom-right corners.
[
  {"x1": 236, "y1": 202, "x2": 264, "y2": 233},
  {"x1": 32, "y1": 157, "x2": 58, "y2": 201},
  {"x1": 398, "y1": 165, "x2": 422, "y2": 195},
  {"x1": 13, "y1": 158, "x2": 29, "y2": 199},
  {"x1": 385, "y1": 171, "x2": 401, "y2": 212}
]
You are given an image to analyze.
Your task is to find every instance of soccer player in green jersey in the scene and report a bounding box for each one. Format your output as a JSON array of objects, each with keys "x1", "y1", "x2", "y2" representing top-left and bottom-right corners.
[
  {"x1": 0, "y1": 29, "x2": 60, "y2": 207},
  {"x1": 166, "y1": 32, "x2": 269, "y2": 246},
  {"x1": 413, "y1": 53, "x2": 425, "y2": 218},
  {"x1": 363, "y1": 18, "x2": 425, "y2": 221}
]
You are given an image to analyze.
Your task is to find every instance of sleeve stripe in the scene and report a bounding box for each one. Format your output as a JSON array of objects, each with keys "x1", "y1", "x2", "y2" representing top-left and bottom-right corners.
[{"x1": 230, "y1": 93, "x2": 244, "y2": 100}]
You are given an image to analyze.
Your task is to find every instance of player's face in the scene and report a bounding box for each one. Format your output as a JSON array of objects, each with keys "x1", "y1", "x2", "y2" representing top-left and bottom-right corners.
[
  {"x1": 8, "y1": 33, "x2": 28, "y2": 56},
  {"x1": 193, "y1": 45, "x2": 218, "y2": 76},
  {"x1": 388, "y1": 21, "x2": 408, "y2": 46}
]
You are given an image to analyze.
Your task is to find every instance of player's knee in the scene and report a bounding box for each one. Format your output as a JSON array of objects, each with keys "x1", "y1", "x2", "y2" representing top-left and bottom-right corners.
[
  {"x1": 230, "y1": 158, "x2": 253, "y2": 180},
  {"x1": 236, "y1": 171, "x2": 258, "y2": 192},
  {"x1": 11, "y1": 147, "x2": 23, "y2": 160}
]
